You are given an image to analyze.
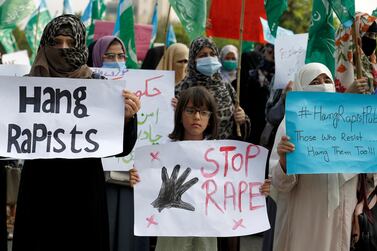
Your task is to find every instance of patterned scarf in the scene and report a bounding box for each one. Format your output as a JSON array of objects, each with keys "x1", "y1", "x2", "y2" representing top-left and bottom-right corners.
[
  {"x1": 335, "y1": 12, "x2": 377, "y2": 92},
  {"x1": 29, "y1": 14, "x2": 92, "y2": 78},
  {"x1": 176, "y1": 37, "x2": 238, "y2": 139}
]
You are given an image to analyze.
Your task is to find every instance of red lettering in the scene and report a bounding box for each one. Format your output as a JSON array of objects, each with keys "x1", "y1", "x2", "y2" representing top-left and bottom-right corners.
[
  {"x1": 249, "y1": 182, "x2": 264, "y2": 211},
  {"x1": 134, "y1": 75, "x2": 163, "y2": 99},
  {"x1": 232, "y1": 153, "x2": 243, "y2": 172},
  {"x1": 201, "y1": 179, "x2": 224, "y2": 215},
  {"x1": 245, "y1": 144, "x2": 261, "y2": 177},
  {"x1": 224, "y1": 182, "x2": 236, "y2": 211},
  {"x1": 201, "y1": 148, "x2": 220, "y2": 178},
  {"x1": 238, "y1": 181, "x2": 248, "y2": 212},
  {"x1": 220, "y1": 146, "x2": 236, "y2": 177}
]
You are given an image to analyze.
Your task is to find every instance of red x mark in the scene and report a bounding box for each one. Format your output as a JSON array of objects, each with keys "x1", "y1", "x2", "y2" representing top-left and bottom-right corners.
[
  {"x1": 146, "y1": 214, "x2": 158, "y2": 228},
  {"x1": 232, "y1": 219, "x2": 246, "y2": 230},
  {"x1": 150, "y1": 152, "x2": 159, "y2": 161}
]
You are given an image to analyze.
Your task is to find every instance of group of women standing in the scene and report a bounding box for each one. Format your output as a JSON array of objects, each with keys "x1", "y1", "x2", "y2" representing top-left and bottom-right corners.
[{"x1": 5, "y1": 10, "x2": 377, "y2": 251}]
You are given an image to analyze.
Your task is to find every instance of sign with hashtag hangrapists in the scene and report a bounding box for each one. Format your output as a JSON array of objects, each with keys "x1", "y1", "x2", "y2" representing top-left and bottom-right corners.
[
  {"x1": 286, "y1": 91, "x2": 377, "y2": 174},
  {"x1": 133, "y1": 140, "x2": 270, "y2": 236}
]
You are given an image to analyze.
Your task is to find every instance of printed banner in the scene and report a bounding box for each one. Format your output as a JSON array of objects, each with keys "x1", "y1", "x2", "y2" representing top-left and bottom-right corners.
[
  {"x1": 93, "y1": 20, "x2": 115, "y2": 41},
  {"x1": 134, "y1": 140, "x2": 270, "y2": 237},
  {"x1": 93, "y1": 68, "x2": 175, "y2": 171},
  {"x1": 0, "y1": 76, "x2": 125, "y2": 159},
  {"x1": 286, "y1": 92, "x2": 377, "y2": 174},
  {"x1": 93, "y1": 21, "x2": 152, "y2": 61},
  {"x1": 134, "y1": 24, "x2": 153, "y2": 61},
  {"x1": 274, "y1": 33, "x2": 308, "y2": 89}
]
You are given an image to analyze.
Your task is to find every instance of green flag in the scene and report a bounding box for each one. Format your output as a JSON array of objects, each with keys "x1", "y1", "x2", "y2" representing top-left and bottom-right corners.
[
  {"x1": 113, "y1": 0, "x2": 138, "y2": 68},
  {"x1": 265, "y1": 0, "x2": 288, "y2": 37},
  {"x1": 24, "y1": 0, "x2": 52, "y2": 60},
  {"x1": 86, "y1": 0, "x2": 106, "y2": 46},
  {"x1": 372, "y1": 8, "x2": 377, "y2": 17},
  {"x1": 0, "y1": 0, "x2": 35, "y2": 29},
  {"x1": 0, "y1": 0, "x2": 35, "y2": 52},
  {"x1": 242, "y1": 41, "x2": 255, "y2": 53},
  {"x1": 305, "y1": 0, "x2": 336, "y2": 77},
  {"x1": 168, "y1": 0, "x2": 206, "y2": 41},
  {"x1": 0, "y1": 29, "x2": 18, "y2": 52},
  {"x1": 329, "y1": 0, "x2": 355, "y2": 27}
]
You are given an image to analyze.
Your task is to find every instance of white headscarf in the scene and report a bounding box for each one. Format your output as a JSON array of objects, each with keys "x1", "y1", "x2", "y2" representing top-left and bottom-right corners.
[
  {"x1": 293, "y1": 62, "x2": 335, "y2": 92},
  {"x1": 219, "y1": 45, "x2": 238, "y2": 83},
  {"x1": 294, "y1": 62, "x2": 351, "y2": 217}
]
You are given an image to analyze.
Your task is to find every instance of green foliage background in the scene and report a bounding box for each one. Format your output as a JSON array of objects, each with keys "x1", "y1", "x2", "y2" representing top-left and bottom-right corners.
[{"x1": 6, "y1": 0, "x2": 346, "y2": 56}]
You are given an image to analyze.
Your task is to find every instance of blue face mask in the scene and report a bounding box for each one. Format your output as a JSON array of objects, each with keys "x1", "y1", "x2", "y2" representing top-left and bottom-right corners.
[
  {"x1": 196, "y1": 56, "x2": 222, "y2": 77},
  {"x1": 102, "y1": 61, "x2": 126, "y2": 69}
]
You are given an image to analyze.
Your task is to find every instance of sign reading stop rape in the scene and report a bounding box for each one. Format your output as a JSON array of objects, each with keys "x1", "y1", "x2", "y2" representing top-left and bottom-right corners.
[
  {"x1": 134, "y1": 140, "x2": 270, "y2": 237},
  {"x1": 0, "y1": 76, "x2": 125, "y2": 159}
]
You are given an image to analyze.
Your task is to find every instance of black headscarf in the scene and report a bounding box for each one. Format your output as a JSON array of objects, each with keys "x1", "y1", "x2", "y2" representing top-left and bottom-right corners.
[{"x1": 29, "y1": 14, "x2": 92, "y2": 78}]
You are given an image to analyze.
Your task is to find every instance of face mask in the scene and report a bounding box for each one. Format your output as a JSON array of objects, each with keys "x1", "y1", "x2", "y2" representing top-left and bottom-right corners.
[
  {"x1": 304, "y1": 84, "x2": 335, "y2": 93},
  {"x1": 196, "y1": 56, "x2": 222, "y2": 77},
  {"x1": 362, "y1": 36, "x2": 376, "y2": 56},
  {"x1": 102, "y1": 61, "x2": 126, "y2": 69},
  {"x1": 222, "y1": 60, "x2": 237, "y2": 71}
]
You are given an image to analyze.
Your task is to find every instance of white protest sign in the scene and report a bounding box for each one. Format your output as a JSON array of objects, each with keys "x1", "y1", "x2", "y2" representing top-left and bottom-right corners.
[
  {"x1": 93, "y1": 68, "x2": 175, "y2": 171},
  {"x1": 260, "y1": 17, "x2": 294, "y2": 44},
  {"x1": 2, "y1": 50, "x2": 30, "y2": 66},
  {"x1": 134, "y1": 140, "x2": 270, "y2": 237},
  {"x1": 274, "y1": 33, "x2": 308, "y2": 89},
  {"x1": 0, "y1": 76, "x2": 125, "y2": 159},
  {"x1": 0, "y1": 64, "x2": 31, "y2": 76}
]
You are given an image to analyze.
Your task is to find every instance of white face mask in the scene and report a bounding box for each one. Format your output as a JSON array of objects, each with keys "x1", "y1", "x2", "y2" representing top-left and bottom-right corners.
[{"x1": 304, "y1": 84, "x2": 335, "y2": 93}]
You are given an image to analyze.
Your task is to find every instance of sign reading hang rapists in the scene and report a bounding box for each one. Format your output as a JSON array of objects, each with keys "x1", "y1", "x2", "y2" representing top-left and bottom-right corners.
[
  {"x1": 0, "y1": 76, "x2": 125, "y2": 159},
  {"x1": 134, "y1": 140, "x2": 270, "y2": 237}
]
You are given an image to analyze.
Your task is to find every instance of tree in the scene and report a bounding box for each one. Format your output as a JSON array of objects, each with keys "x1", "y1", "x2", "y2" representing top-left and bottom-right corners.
[{"x1": 280, "y1": 0, "x2": 312, "y2": 34}]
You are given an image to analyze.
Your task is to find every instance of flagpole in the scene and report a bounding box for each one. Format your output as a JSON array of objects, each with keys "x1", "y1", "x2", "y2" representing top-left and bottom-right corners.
[
  {"x1": 34, "y1": 5, "x2": 41, "y2": 54},
  {"x1": 235, "y1": 0, "x2": 246, "y2": 137},
  {"x1": 351, "y1": 23, "x2": 362, "y2": 79},
  {"x1": 162, "y1": 5, "x2": 172, "y2": 65}
]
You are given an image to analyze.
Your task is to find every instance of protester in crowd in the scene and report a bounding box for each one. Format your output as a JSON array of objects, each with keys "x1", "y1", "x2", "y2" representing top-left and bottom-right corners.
[
  {"x1": 175, "y1": 37, "x2": 250, "y2": 251},
  {"x1": 219, "y1": 44, "x2": 238, "y2": 83},
  {"x1": 176, "y1": 36, "x2": 250, "y2": 142},
  {"x1": 155, "y1": 86, "x2": 219, "y2": 251},
  {"x1": 237, "y1": 43, "x2": 275, "y2": 145},
  {"x1": 1, "y1": 161, "x2": 8, "y2": 250},
  {"x1": 351, "y1": 173, "x2": 376, "y2": 250},
  {"x1": 270, "y1": 63, "x2": 358, "y2": 251},
  {"x1": 12, "y1": 15, "x2": 139, "y2": 251},
  {"x1": 141, "y1": 46, "x2": 165, "y2": 70},
  {"x1": 132, "y1": 86, "x2": 270, "y2": 251},
  {"x1": 335, "y1": 12, "x2": 377, "y2": 94},
  {"x1": 90, "y1": 35, "x2": 149, "y2": 251},
  {"x1": 156, "y1": 43, "x2": 189, "y2": 85}
]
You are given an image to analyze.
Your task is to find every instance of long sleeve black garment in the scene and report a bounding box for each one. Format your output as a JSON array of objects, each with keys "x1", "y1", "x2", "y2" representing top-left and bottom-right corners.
[
  {"x1": 0, "y1": 164, "x2": 6, "y2": 251},
  {"x1": 12, "y1": 116, "x2": 137, "y2": 251}
]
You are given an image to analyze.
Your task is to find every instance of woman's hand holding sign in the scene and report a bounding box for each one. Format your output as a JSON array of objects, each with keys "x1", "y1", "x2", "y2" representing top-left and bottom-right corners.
[
  {"x1": 123, "y1": 90, "x2": 140, "y2": 122},
  {"x1": 277, "y1": 135, "x2": 295, "y2": 173}
]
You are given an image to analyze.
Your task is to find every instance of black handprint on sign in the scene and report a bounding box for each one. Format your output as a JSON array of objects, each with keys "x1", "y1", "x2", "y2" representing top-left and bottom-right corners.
[{"x1": 151, "y1": 164, "x2": 199, "y2": 212}]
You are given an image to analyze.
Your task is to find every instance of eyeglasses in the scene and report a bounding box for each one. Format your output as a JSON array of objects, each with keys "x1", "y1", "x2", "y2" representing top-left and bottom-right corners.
[
  {"x1": 103, "y1": 53, "x2": 127, "y2": 61},
  {"x1": 364, "y1": 32, "x2": 377, "y2": 40},
  {"x1": 184, "y1": 107, "x2": 212, "y2": 118}
]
